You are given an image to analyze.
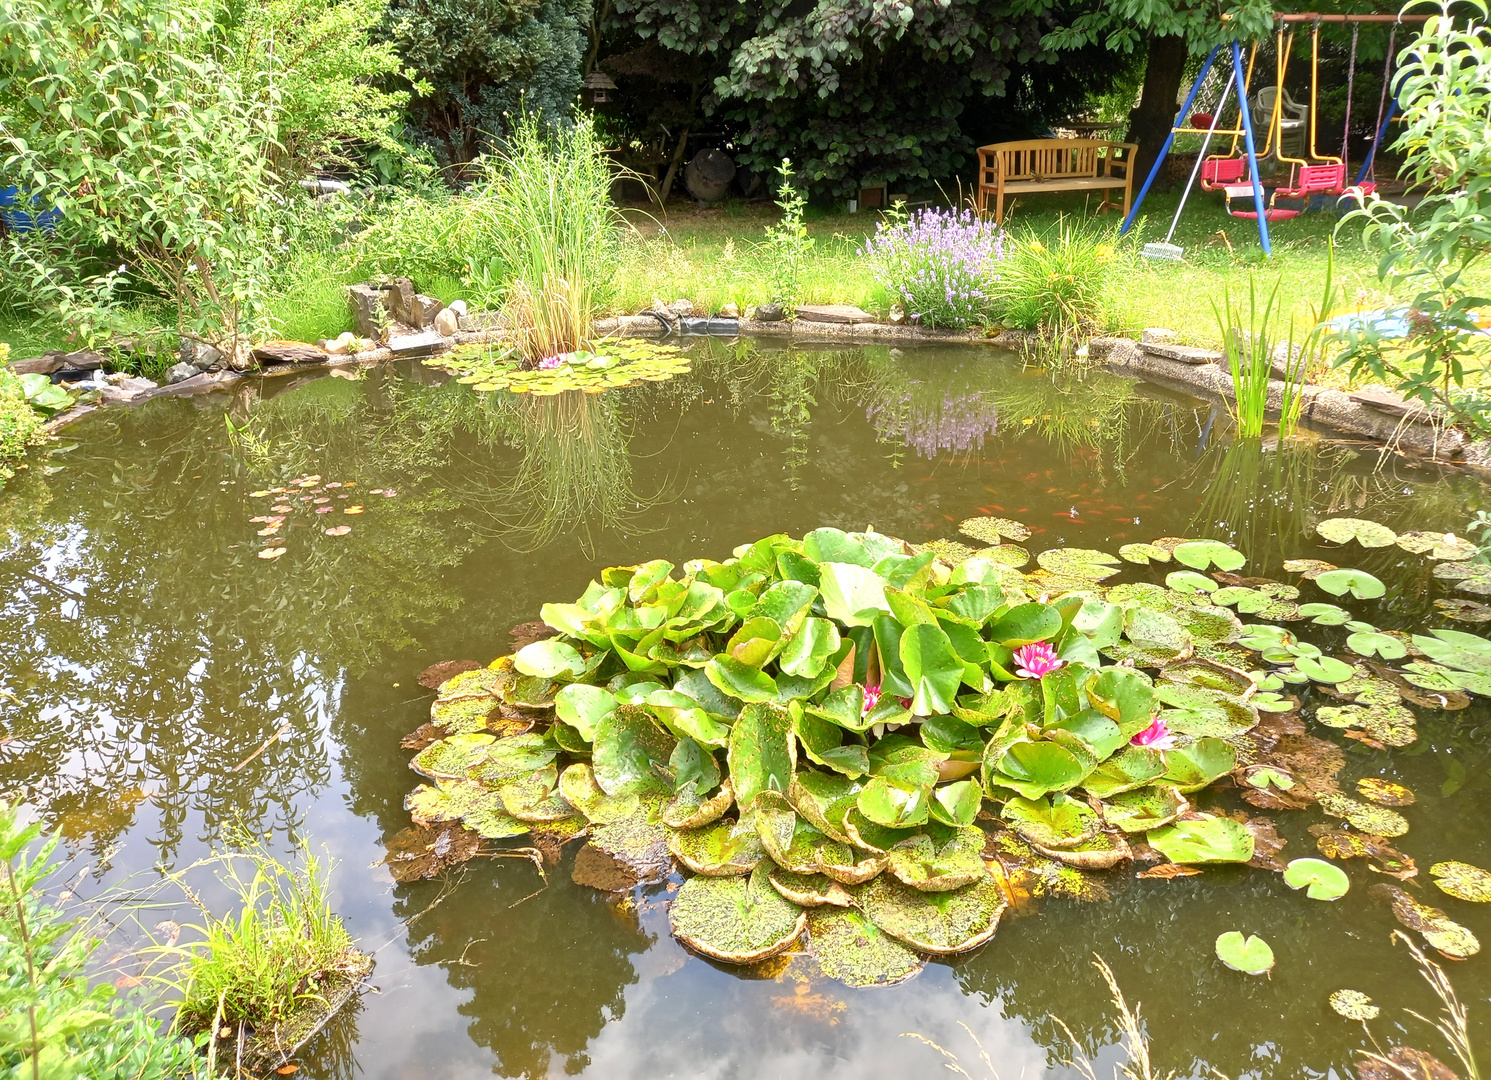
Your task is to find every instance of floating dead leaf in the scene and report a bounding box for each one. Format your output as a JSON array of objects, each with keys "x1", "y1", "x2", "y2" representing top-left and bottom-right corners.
[
  {"x1": 344, "y1": 505, "x2": 364, "y2": 515},
  {"x1": 510, "y1": 621, "x2": 558, "y2": 649},
  {"x1": 325, "y1": 482, "x2": 343, "y2": 489},
  {"x1": 313, "y1": 497, "x2": 330, "y2": 505},
  {"x1": 1358, "y1": 1046, "x2": 1462, "y2": 1080},
  {"x1": 1243, "y1": 815, "x2": 1287, "y2": 871},
  {"x1": 419, "y1": 660, "x2": 483, "y2": 690},
  {"x1": 256, "y1": 525, "x2": 281, "y2": 536},
  {"x1": 1371, "y1": 883, "x2": 1480, "y2": 958},
  {"x1": 316, "y1": 506, "x2": 334, "y2": 514},
  {"x1": 382, "y1": 821, "x2": 480, "y2": 882},
  {"x1": 1137, "y1": 863, "x2": 1203, "y2": 879},
  {"x1": 1429, "y1": 860, "x2": 1491, "y2": 903},
  {"x1": 381, "y1": 489, "x2": 397, "y2": 497},
  {"x1": 1309, "y1": 825, "x2": 1417, "y2": 879},
  {"x1": 1435, "y1": 598, "x2": 1491, "y2": 624},
  {"x1": 249, "y1": 489, "x2": 272, "y2": 497},
  {"x1": 1364, "y1": 660, "x2": 1471, "y2": 710},
  {"x1": 1238, "y1": 731, "x2": 1344, "y2": 810},
  {"x1": 400, "y1": 722, "x2": 450, "y2": 751},
  {"x1": 1329, "y1": 988, "x2": 1380, "y2": 1021},
  {"x1": 271, "y1": 504, "x2": 293, "y2": 513},
  {"x1": 1357, "y1": 778, "x2": 1415, "y2": 807},
  {"x1": 325, "y1": 525, "x2": 351, "y2": 536},
  {"x1": 257, "y1": 547, "x2": 287, "y2": 560},
  {"x1": 277, "y1": 1067, "x2": 300, "y2": 1076}
]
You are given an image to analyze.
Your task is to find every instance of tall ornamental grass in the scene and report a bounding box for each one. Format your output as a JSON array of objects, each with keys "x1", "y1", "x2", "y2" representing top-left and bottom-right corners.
[
  {"x1": 475, "y1": 114, "x2": 623, "y2": 366},
  {"x1": 862, "y1": 206, "x2": 1004, "y2": 328},
  {"x1": 996, "y1": 218, "x2": 1121, "y2": 356}
]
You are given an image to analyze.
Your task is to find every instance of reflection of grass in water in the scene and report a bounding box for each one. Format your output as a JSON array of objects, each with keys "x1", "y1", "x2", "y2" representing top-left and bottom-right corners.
[{"x1": 1185, "y1": 439, "x2": 1334, "y2": 570}]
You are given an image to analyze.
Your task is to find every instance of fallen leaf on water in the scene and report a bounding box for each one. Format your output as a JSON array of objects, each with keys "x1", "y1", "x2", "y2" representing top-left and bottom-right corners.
[
  {"x1": 316, "y1": 506, "x2": 333, "y2": 514},
  {"x1": 250, "y1": 516, "x2": 269, "y2": 523},
  {"x1": 418, "y1": 660, "x2": 482, "y2": 689},
  {"x1": 325, "y1": 525, "x2": 351, "y2": 536},
  {"x1": 369, "y1": 488, "x2": 384, "y2": 494},
  {"x1": 271, "y1": 504, "x2": 293, "y2": 513},
  {"x1": 277, "y1": 1067, "x2": 299, "y2": 1076},
  {"x1": 1138, "y1": 863, "x2": 1203, "y2": 879},
  {"x1": 258, "y1": 547, "x2": 287, "y2": 560},
  {"x1": 342, "y1": 481, "x2": 356, "y2": 487},
  {"x1": 325, "y1": 482, "x2": 342, "y2": 489},
  {"x1": 314, "y1": 497, "x2": 330, "y2": 504},
  {"x1": 344, "y1": 506, "x2": 364, "y2": 515},
  {"x1": 381, "y1": 489, "x2": 396, "y2": 497}
]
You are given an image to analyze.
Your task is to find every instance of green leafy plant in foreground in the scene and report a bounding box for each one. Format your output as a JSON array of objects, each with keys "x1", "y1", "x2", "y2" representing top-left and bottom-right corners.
[
  {"x1": 0, "y1": 801, "x2": 204, "y2": 1078},
  {"x1": 0, "y1": 367, "x2": 48, "y2": 488},
  {"x1": 763, "y1": 160, "x2": 813, "y2": 316}
]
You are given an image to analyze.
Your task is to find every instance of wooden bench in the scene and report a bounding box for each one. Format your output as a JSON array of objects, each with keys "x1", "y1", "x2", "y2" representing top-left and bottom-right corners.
[{"x1": 975, "y1": 139, "x2": 1138, "y2": 224}]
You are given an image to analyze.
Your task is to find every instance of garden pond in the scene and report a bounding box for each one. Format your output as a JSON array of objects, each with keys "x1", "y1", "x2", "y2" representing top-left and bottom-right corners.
[{"x1": 4, "y1": 338, "x2": 1491, "y2": 1079}]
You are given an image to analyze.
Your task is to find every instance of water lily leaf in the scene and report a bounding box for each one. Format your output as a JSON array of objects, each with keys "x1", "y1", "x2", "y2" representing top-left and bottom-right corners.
[
  {"x1": 959, "y1": 516, "x2": 1031, "y2": 543},
  {"x1": 768, "y1": 869, "x2": 854, "y2": 908},
  {"x1": 992, "y1": 741, "x2": 1089, "y2": 800},
  {"x1": 668, "y1": 865, "x2": 807, "y2": 963},
  {"x1": 1113, "y1": 607, "x2": 1192, "y2": 665},
  {"x1": 1429, "y1": 861, "x2": 1491, "y2": 903},
  {"x1": 1435, "y1": 598, "x2": 1491, "y2": 623},
  {"x1": 1082, "y1": 747, "x2": 1167, "y2": 798},
  {"x1": 786, "y1": 770, "x2": 861, "y2": 843},
  {"x1": 1166, "y1": 570, "x2": 1217, "y2": 594},
  {"x1": 805, "y1": 906, "x2": 924, "y2": 987},
  {"x1": 725, "y1": 616, "x2": 782, "y2": 668},
  {"x1": 757, "y1": 795, "x2": 831, "y2": 874},
  {"x1": 1283, "y1": 857, "x2": 1350, "y2": 900},
  {"x1": 514, "y1": 639, "x2": 587, "y2": 679},
  {"x1": 885, "y1": 827, "x2": 987, "y2": 891},
  {"x1": 1356, "y1": 778, "x2": 1414, "y2": 807},
  {"x1": 1160, "y1": 658, "x2": 1255, "y2": 697},
  {"x1": 1285, "y1": 558, "x2": 1337, "y2": 578},
  {"x1": 1001, "y1": 793, "x2": 1098, "y2": 849},
  {"x1": 1373, "y1": 883, "x2": 1481, "y2": 958},
  {"x1": 1173, "y1": 540, "x2": 1246, "y2": 571},
  {"x1": 705, "y1": 655, "x2": 779, "y2": 703},
  {"x1": 856, "y1": 776, "x2": 931, "y2": 828},
  {"x1": 1329, "y1": 989, "x2": 1380, "y2": 1021},
  {"x1": 1293, "y1": 655, "x2": 1356, "y2": 684},
  {"x1": 1318, "y1": 792, "x2": 1409, "y2": 837},
  {"x1": 559, "y1": 763, "x2": 640, "y2": 824},
  {"x1": 779, "y1": 617, "x2": 841, "y2": 678},
  {"x1": 1215, "y1": 930, "x2": 1274, "y2": 974},
  {"x1": 728, "y1": 703, "x2": 796, "y2": 810},
  {"x1": 1347, "y1": 631, "x2": 1409, "y2": 660},
  {"x1": 664, "y1": 777, "x2": 734, "y2": 830},
  {"x1": 669, "y1": 816, "x2": 767, "y2": 875},
  {"x1": 1037, "y1": 548, "x2": 1123, "y2": 581},
  {"x1": 815, "y1": 838, "x2": 887, "y2": 884},
  {"x1": 900, "y1": 623, "x2": 965, "y2": 716},
  {"x1": 593, "y1": 707, "x2": 674, "y2": 797},
  {"x1": 819, "y1": 562, "x2": 891, "y2": 627},
  {"x1": 988, "y1": 603, "x2": 1062, "y2": 647},
  {"x1": 1119, "y1": 542, "x2": 1172, "y2": 564},
  {"x1": 1107, "y1": 582, "x2": 1174, "y2": 610},
  {"x1": 1148, "y1": 815, "x2": 1254, "y2": 864},
  {"x1": 859, "y1": 875, "x2": 1006, "y2": 955},
  {"x1": 929, "y1": 780, "x2": 983, "y2": 827},
  {"x1": 793, "y1": 710, "x2": 869, "y2": 777},
  {"x1": 1396, "y1": 531, "x2": 1477, "y2": 560},
  {"x1": 1317, "y1": 518, "x2": 1398, "y2": 548},
  {"x1": 1315, "y1": 569, "x2": 1386, "y2": 600},
  {"x1": 1161, "y1": 738, "x2": 1237, "y2": 793},
  {"x1": 1299, "y1": 602, "x2": 1353, "y2": 626},
  {"x1": 1101, "y1": 784, "x2": 1187, "y2": 833}
]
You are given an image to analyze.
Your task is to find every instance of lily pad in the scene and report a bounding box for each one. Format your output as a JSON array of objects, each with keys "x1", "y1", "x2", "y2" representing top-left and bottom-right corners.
[
  {"x1": 1317, "y1": 518, "x2": 1398, "y2": 548},
  {"x1": 1148, "y1": 815, "x2": 1255, "y2": 864},
  {"x1": 1036, "y1": 547, "x2": 1123, "y2": 581},
  {"x1": 958, "y1": 516, "x2": 1032, "y2": 544},
  {"x1": 1346, "y1": 631, "x2": 1408, "y2": 660},
  {"x1": 1029, "y1": 828, "x2": 1133, "y2": 870},
  {"x1": 1299, "y1": 602, "x2": 1353, "y2": 626},
  {"x1": 1396, "y1": 531, "x2": 1477, "y2": 560},
  {"x1": 1429, "y1": 861, "x2": 1491, "y2": 903},
  {"x1": 757, "y1": 797, "x2": 830, "y2": 874},
  {"x1": 1172, "y1": 540, "x2": 1246, "y2": 572},
  {"x1": 1434, "y1": 598, "x2": 1491, "y2": 623},
  {"x1": 858, "y1": 875, "x2": 1007, "y2": 955},
  {"x1": 1285, "y1": 558, "x2": 1337, "y2": 578},
  {"x1": 1166, "y1": 570, "x2": 1217, "y2": 594},
  {"x1": 1283, "y1": 857, "x2": 1350, "y2": 900},
  {"x1": 1356, "y1": 778, "x2": 1414, "y2": 807},
  {"x1": 1215, "y1": 930, "x2": 1274, "y2": 974},
  {"x1": 1317, "y1": 792, "x2": 1409, "y2": 837},
  {"x1": 1329, "y1": 989, "x2": 1380, "y2": 1021},
  {"x1": 768, "y1": 868, "x2": 855, "y2": 908},
  {"x1": 1293, "y1": 655, "x2": 1357, "y2": 684},
  {"x1": 668, "y1": 865, "x2": 808, "y2": 963},
  {"x1": 1374, "y1": 883, "x2": 1481, "y2": 958},
  {"x1": 806, "y1": 906, "x2": 925, "y2": 987},
  {"x1": 885, "y1": 828, "x2": 988, "y2": 892},
  {"x1": 1315, "y1": 569, "x2": 1387, "y2": 600},
  {"x1": 559, "y1": 763, "x2": 641, "y2": 824},
  {"x1": 1119, "y1": 542, "x2": 1172, "y2": 565},
  {"x1": 663, "y1": 778, "x2": 735, "y2": 830},
  {"x1": 1100, "y1": 785, "x2": 1187, "y2": 833},
  {"x1": 1161, "y1": 738, "x2": 1237, "y2": 793},
  {"x1": 1001, "y1": 794, "x2": 1099, "y2": 849}
]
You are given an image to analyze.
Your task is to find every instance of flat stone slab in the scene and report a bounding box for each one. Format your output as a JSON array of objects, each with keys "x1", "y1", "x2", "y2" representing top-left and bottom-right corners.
[
  {"x1": 1140, "y1": 342, "x2": 1223, "y2": 365},
  {"x1": 1350, "y1": 388, "x2": 1443, "y2": 423},
  {"x1": 796, "y1": 304, "x2": 875, "y2": 325},
  {"x1": 386, "y1": 330, "x2": 448, "y2": 356}
]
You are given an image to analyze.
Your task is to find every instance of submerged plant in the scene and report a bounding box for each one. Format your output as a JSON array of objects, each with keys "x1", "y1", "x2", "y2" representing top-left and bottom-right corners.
[{"x1": 862, "y1": 205, "x2": 1003, "y2": 328}]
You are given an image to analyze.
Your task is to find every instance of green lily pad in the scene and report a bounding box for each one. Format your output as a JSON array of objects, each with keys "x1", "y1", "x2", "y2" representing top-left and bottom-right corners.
[
  {"x1": 668, "y1": 865, "x2": 807, "y2": 963},
  {"x1": 1119, "y1": 542, "x2": 1172, "y2": 564},
  {"x1": 1172, "y1": 540, "x2": 1246, "y2": 571},
  {"x1": 814, "y1": 839, "x2": 887, "y2": 885},
  {"x1": 990, "y1": 740, "x2": 1089, "y2": 800},
  {"x1": 1036, "y1": 547, "x2": 1123, "y2": 581},
  {"x1": 1106, "y1": 582, "x2": 1174, "y2": 610},
  {"x1": 885, "y1": 828, "x2": 987, "y2": 892},
  {"x1": 1215, "y1": 931, "x2": 1274, "y2": 974},
  {"x1": 1317, "y1": 518, "x2": 1398, "y2": 548},
  {"x1": 589, "y1": 795, "x2": 672, "y2": 880},
  {"x1": 429, "y1": 693, "x2": 501, "y2": 736},
  {"x1": 410, "y1": 732, "x2": 498, "y2": 780},
  {"x1": 929, "y1": 779, "x2": 983, "y2": 828},
  {"x1": 1283, "y1": 857, "x2": 1350, "y2": 900},
  {"x1": 1160, "y1": 658, "x2": 1256, "y2": 697},
  {"x1": 669, "y1": 817, "x2": 766, "y2": 876},
  {"x1": 1082, "y1": 747, "x2": 1167, "y2": 799},
  {"x1": 1396, "y1": 531, "x2": 1478, "y2": 560},
  {"x1": 663, "y1": 777, "x2": 735, "y2": 830},
  {"x1": 1029, "y1": 827, "x2": 1133, "y2": 870},
  {"x1": 1299, "y1": 602, "x2": 1353, "y2": 626},
  {"x1": 1329, "y1": 989, "x2": 1380, "y2": 1021},
  {"x1": 1315, "y1": 569, "x2": 1386, "y2": 600},
  {"x1": 592, "y1": 707, "x2": 674, "y2": 796},
  {"x1": 1168, "y1": 604, "x2": 1245, "y2": 646},
  {"x1": 977, "y1": 544, "x2": 1032, "y2": 569},
  {"x1": 805, "y1": 906, "x2": 925, "y2": 987},
  {"x1": 1293, "y1": 655, "x2": 1356, "y2": 684},
  {"x1": 558, "y1": 763, "x2": 640, "y2": 824},
  {"x1": 959, "y1": 516, "x2": 1032, "y2": 544},
  {"x1": 768, "y1": 869, "x2": 855, "y2": 908},
  {"x1": 1429, "y1": 861, "x2": 1491, "y2": 903},
  {"x1": 728, "y1": 703, "x2": 797, "y2": 810},
  {"x1": 1161, "y1": 737, "x2": 1237, "y2": 793},
  {"x1": 757, "y1": 797, "x2": 830, "y2": 874},
  {"x1": 1317, "y1": 792, "x2": 1409, "y2": 837},
  {"x1": 1346, "y1": 631, "x2": 1408, "y2": 660},
  {"x1": 858, "y1": 875, "x2": 1007, "y2": 955},
  {"x1": 1001, "y1": 793, "x2": 1099, "y2": 849},
  {"x1": 1100, "y1": 784, "x2": 1187, "y2": 833},
  {"x1": 786, "y1": 771, "x2": 859, "y2": 843},
  {"x1": 1166, "y1": 570, "x2": 1218, "y2": 594},
  {"x1": 1148, "y1": 815, "x2": 1254, "y2": 864}
]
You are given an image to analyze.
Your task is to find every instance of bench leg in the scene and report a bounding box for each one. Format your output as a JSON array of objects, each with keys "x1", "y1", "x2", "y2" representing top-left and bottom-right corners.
[{"x1": 994, "y1": 189, "x2": 1004, "y2": 225}]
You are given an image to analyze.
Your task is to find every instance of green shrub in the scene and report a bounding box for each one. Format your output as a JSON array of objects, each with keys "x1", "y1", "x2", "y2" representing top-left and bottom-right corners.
[
  {"x1": 0, "y1": 366, "x2": 48, "y2": 487},
  {"x1": 763, "y1": 161, "x2": 814, "y2": 315},
  {"x1": 0, "y1": 801, "x2": 205, "y2": 1078},
  {"x1": 995, "y1": 218, "x2": 1122, "y2": 353}
]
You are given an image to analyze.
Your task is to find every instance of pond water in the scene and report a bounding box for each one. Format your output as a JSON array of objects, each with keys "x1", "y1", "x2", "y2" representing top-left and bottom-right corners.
[{"x1": 4, "y1": 339, "x2": 1491, "y2": 1080}]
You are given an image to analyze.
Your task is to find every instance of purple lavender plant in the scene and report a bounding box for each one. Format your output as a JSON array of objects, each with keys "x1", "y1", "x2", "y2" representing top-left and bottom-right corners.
[{"x1": 862, "y1": 208, "x2": 1004, "y2": 329}]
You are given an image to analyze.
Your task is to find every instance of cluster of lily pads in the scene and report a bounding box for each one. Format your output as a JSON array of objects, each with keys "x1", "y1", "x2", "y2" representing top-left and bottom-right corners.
[
  {"x1": 245, "y1": 474, "x2": 395, "y2": 560},
  {"x1": 392, "y1": 517, "x2": 1491, "y2": 987},
  {"x1": 434, "y1": 340, "x2": 691, "y2": 395}
]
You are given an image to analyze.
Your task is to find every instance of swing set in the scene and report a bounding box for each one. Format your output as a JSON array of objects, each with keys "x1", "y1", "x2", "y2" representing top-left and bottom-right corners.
[{"x1": 1121, "y1": 13, "x2": 1429, "y2": 258}]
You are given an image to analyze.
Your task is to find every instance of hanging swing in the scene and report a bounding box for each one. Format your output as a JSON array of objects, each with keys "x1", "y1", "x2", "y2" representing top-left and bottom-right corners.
[
  {"x1": 1222, "y1": 25, "x2": 1303, "y2": 220},
  {"x1": 1199, "y1": 44, "x2": 1260, "y2": 191},
  {"x1": 1271, "y1": 17, "x2": 1350, "y2": 203}
]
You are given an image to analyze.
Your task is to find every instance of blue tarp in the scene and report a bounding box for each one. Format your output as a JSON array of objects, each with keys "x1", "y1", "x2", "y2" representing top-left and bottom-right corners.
[{"x1": 0, "y1": 186, "x2": 61, "y2": 232}]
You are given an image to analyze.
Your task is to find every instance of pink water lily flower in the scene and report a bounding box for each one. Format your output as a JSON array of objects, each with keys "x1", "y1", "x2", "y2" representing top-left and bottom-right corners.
[
  {"x1": 1130, "y1": 718, "x2": 1177, "y2": 751},
  {"x1": 1012, "y1": 642, "x2": 1064, "y2": 680},
  {"x1": 861, "y1": 683, "x2": 881, "y2": 714}
]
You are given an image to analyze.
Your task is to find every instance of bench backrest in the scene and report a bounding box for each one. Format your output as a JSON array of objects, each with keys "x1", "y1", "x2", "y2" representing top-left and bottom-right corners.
[{"x1": 982, "y1": 139, "x2": 1123, "y2": 181}]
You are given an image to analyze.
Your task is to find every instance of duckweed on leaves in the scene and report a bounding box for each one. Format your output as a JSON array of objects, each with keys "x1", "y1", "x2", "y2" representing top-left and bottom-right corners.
[
  {"x1": 1329, "y1": 989, "x2": 1380, "y2": 1021},
  {"x1": 1429, "y1": 861, "x2": 1491, "y2": 903},
  {"x1": 392, "y1": 523, "x2": 1491, "y2": 985}
]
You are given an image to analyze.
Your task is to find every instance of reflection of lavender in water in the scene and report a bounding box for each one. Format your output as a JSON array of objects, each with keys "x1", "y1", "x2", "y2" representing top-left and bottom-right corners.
[{"x1": 865, "y1": 390, "x2": 999, "y2": 459}]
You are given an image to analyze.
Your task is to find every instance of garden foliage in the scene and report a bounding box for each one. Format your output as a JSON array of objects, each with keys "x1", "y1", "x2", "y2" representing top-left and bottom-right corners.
[
  {"x1": 863, "y1": 206, "x2": 1003, "y2": 329},
  {"x1": 0, "y1": 366, "x2": 48, "y2": 488},
  {"x1": 996, "y1": 219, "x2": 1121, "y2": 350}
]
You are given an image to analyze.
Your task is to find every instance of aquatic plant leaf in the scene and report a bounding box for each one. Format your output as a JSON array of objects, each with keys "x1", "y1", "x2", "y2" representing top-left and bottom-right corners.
[
  {"x1": 1372, "y1": 883, "x2": 1481, "y2": 958},
  {"x1": 668, "y1": 865, "x2": 807, "y2": 963},
  {"x1": 792, "y1": 710, "x2": 868, "y2": 778},
  {"x1": 1299, "y1": 602, "x2": 1353, "y2": 626},
  {"x1": 900, "y1": 623, "x2": 965, "y2": 716},
  {"x1": 859, "y1": 875, "x2": 1006, "y2": 955},
  {"x1": 1293, "y1": 655, "x2": 1356, "y2": 684},
  {"x1": 428, "y1": 694, "x2": 501, "y2": 736},
  {"x1": 1106, "y1": 582, "x2": 1174, "y2": 610},
  {"x1": 1160, "y1": 738, "x2": 1237, "y2": 793},
  {"x1": 669, "y1": 815, "x2": 767, "y2": 876},
  {"x1": 558, "y1": 763, "x2": 640, "y2": 824},
  {"x1": 786, "y1": 771, "x2": 861, "y2": 843},
  {"x1": 728, "y1": 703, "x2": 797, "y2": 810},
  {"x1": 646, "y1": 690, "x2": 731, "y2": 748},
  {"x1": 1037, "y1": 548, "x2": 1123, "y2": 581},
  {"x1": 1160, "y1": 658, "x2": 1255, "y2": 697},
  {"x1": 1356, "y1": 778, "x2": 1414, "y2": 806},
  {"x1": 1283, "y1": 857, "x2": 1350, "y2": 900},
  {"x1": 1347, "y1": 631, "x2": 1408, "y2": 660},
  {"x1": 815, "y1": 839, "x2": 887, "y2": 884},
  {"x1": 1148, "y1": 815, "x2": 1254, "y2": 864},
  {"x1": 1329, "y1": 989, "x2": 1380, "y2": 1021},
  {"x1": 779, "y1": 617, "x2": 841, "y2": 678},
  {"x1": 974, "y1": 545, "x2": 1031, "y2": 569},
  {"x1": 885, "y1": 827, "x2": 987, "y2": 891},
  {"x1": 514, "y1": 639, "x2": 587, "y2": 679},
  {"x1": 382, "y1": 822, "x2": 481, "y2": 883},
  {"x1": 1285, "y1": 558, "x2": 1337, "y2": 578},
  {"x1": 988, "y1": 603, "x2": 1062, "y2": 647},
  {"x1": 992, "y1": 741, "x2": 1089, "y2": 799},
  {"x1": 664, "y1": 777, "x2": 734, "y2": 830},
  {"x1": 589, "y1": 794, "x2": 672, "y2": 881},
  {"x1": 1317, "y1": 518, "x2": 1398, "y2": 548},
  {"x1": 1101, "y1": 785, "x2": 1187, "y2": 833},
  {"x1": 806, "y1": 906, "x2": 924, "y2": 987},
  {"x1": 1315, "y1": 569, "x2": 1386, "y2": 600},
  {"x1": 1318, "y1": 792, "x2": 1409, "y2": 837},
  {"x1": 705, "y1": 655, "x2": 779, "y2": 703},
  {"x1": 1082, "y1": 747, "x2": 1167, "y2": 798},
  {"x1": 1214, "y1": 931, "x2": 1274, "y2": 974},
  {"x1": 818, "y1": 562, "x2": 891, "y2": 627},
  {"x1": 1435, "y1": 598, "x2": 1491, "y2": 623},
  {"x1": 409, "y1": 733, "x2": 498, "y2": 781},
  {"x1": 1396, "y1": 531, "x2": 1477, "y2": 560},
  {"x1": 553, "y1": 684, "x2": 616, "y2": 742},
  {"x1": 959, "y1": 516, "x2": 1031, "y2": 544},
  {"x1": 1172, "y1": 540, "x2": 1246, "y2": 572},
  {"x1": 592, "y1": 707, "x2": 674, "y2": 797},
  {"x1": 1165, "y1": 570, "x2": 1217, "y2": 594},
  {"x1": 1115, "y1": 608, "x2": 1192, "y2": 664},
  {"x1": 929, "y1": 780, "x2": 983, "y2": 827},
  {"x1": 1429, "y1": 861, "x2": 1491, "y2": 903},
  {"x1": 1001, "y1": 793, "x2": 1098, "y2": 849},
  {"x1": 856, "y1": 776, "x2": 931, "y2": 828},
  {"x1": 1119, "y1": 543, "x2": 1172, "y2": 564},
  {"x1": 768, "y1": 869, "x2": 854, "y2": 908}
]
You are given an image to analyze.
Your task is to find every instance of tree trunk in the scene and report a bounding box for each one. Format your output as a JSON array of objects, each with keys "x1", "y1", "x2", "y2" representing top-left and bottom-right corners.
[{"x1": 1125, "y1": 33, "x2": 1190, "y2": 191}]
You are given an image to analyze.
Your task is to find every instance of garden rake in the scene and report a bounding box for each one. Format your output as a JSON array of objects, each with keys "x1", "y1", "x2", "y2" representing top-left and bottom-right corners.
[{"x1": 1143, "y1": 71, "x2": 1236, "y2": 262}]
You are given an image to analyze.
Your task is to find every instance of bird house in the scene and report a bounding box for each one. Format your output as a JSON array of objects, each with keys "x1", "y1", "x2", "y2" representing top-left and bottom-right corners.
[{"x1": 582, "y1": 71, "x2": 617, "y2": 105}]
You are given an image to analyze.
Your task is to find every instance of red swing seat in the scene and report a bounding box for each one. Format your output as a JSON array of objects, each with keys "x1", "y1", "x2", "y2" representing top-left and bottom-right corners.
[
  {"x1": 1200, "y1": 157, "x2": 1249, "y2": 191},
  {"x1": 1274, "y1": 162, "x2": 1347, "y2": 200},
  {"x1": 1222, "y1": 184, "x2": 1301, "y2": 221}
]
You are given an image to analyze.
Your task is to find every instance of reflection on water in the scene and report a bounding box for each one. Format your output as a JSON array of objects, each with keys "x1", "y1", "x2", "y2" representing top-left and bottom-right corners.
[{"x1": 2, "y1": 339, "x2": 1491, "y2": 1079}]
